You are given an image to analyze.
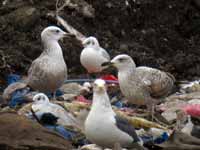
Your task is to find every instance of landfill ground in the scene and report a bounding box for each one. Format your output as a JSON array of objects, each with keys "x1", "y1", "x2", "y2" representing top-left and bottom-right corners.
[{"x1": 1, "y1": 0, "x2": 200, "y2": 150}]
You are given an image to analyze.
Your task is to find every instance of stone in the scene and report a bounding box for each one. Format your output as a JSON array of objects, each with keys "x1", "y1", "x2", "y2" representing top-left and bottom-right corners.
[{"x1": 7, "y1": 6, "x2": 39, "y2": 31}]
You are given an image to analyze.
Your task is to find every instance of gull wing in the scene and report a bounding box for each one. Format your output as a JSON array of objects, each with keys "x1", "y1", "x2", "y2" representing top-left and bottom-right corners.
[
  {"x1": 114, "y1": 115, "x2": 140, "y2": 142},
  {"x1": 136, "y1": 67, "x2": 175, "y2": 97},
  {"x1": 100, "y1": 47, "x2": 110, "y2": 61}
]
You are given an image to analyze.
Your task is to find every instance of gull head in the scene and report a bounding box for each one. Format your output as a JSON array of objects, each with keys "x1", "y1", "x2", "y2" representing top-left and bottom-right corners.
[
  {"x1": 93, "y1": 79, "x2": 106, "y2": 93},
  {"x1": 33, "y1": 93, "x2": 49, "y2": 104},
  {"x1": 102, "y1": 54, "x2": 136, "y2": 71},
  {"x1": 82, "y1": 36, "x2": 100, "y2": 48},
  {"x1": 41, "y1": 26, "x2": 71, "y2": 42}
]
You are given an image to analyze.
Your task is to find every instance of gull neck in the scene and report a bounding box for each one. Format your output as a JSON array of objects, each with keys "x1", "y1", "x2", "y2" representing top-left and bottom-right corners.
[
  {"x1": 43, "y1": 39, "x2": 63, "y2": 57},
  {"x1": 92, "y1": 91, "x2": 113, "y2": 113}
]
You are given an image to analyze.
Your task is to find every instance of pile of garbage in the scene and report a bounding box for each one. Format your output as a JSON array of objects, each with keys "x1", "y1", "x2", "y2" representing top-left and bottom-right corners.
[{"x1": 0, "y1": 74, "x2": 200, "y2": 150}]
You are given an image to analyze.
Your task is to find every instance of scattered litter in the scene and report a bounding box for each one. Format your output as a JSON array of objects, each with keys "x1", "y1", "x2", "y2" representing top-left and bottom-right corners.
[
  {"x1": 179, "y1": 80, "x2": 200, "y2": 93},
  {"x1": 1, "y1": 74, "x2": 200, "y2": 149},
  {"x1": 184, "y1": 104, "x2": 200, "y2": 117}
]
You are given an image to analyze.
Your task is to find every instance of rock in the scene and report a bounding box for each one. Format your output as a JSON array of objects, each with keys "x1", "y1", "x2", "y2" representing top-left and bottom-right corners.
[
  {"x1": 81, "y1": 144, "x2": 105, "y2": 150},
  {"x1": 60, "y1": 83, "x2": 91, "y2": 96},
  {"x1": 59, "y1": 93, "x2": 77, "y2": 101},
  {"x1": 188, "y1": 99, "x2": 200, "y2": 104},
  {"x1": 0, "y1": 106, "x2": 15, "y2": 112},
  {"x1": 0, "y1": 95, "x2": 6, "y2": 105},
  {"x1": 158, "y1": 100, "x2": 187, "y2": 123},
  {"x1": 0, "y1": 112, "x2": 72, "y2": 150},
  {"x1": 6, "y1": 6, "x2": 39, "y2": 31},
  {"x1": 192, "y1": 0, "x2": 200, "y2": 9},
  {"x1": 191, "y1": 125, "x2": 200, "y2": 139},
  {"x1": 165, "y1": 92, "x2": 200, "y2": 102},
  {"x1": 162, "y1": 111, "x2": 177, "y2": 123}
]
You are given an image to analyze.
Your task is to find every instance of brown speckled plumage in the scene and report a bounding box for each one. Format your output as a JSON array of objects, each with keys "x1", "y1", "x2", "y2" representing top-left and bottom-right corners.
[
  {"x1": 27, "y1": 26, "x2": 67, "y2": 93},
  {"x1": 108, "y1": 54, "x2": 175, "y2": 106}
]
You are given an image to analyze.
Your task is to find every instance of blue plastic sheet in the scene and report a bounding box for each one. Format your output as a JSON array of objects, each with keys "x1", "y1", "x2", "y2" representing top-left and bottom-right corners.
[
  {"x1": 9, "y1": 88, "x2": 30, "y2": 108},
  {"x1": 7, "y1": 74, "x2": 21, "y2": 85},
  {"x1": 44, "y1": 124, "x2": 88, "y2": 145},
  {"x1": 154, "y1": 132, "x2": 169, "y2": 144},
  {"x1": 113, "y1": 101, "x2": 123, "y2": 108},
  {"x1": 141, "y1": 132, "x2": 169, "y2": 144},
  {"x1": 7, "y1": 74, "x2": 63, "y2": 107},
  {"x1": 45, "y1": 125, "x2": 76, "y2": 140},
  {"x1": 7, "y1": 74, "x2": 30, "y2": 107}
]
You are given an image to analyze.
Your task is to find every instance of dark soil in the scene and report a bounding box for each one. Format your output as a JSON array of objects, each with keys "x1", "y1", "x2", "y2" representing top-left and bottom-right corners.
[
  {"x1": 0, "y1": 0, "x2": 200, "y2": 85},
  {"x1": 0, "y1": 112, "x2": 72, "y2": 150}
]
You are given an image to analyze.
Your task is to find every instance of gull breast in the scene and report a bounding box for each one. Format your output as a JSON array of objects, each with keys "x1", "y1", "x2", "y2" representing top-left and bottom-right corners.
[{"x1": 27, "y1": 54, "x2": 67, "y2": 93}]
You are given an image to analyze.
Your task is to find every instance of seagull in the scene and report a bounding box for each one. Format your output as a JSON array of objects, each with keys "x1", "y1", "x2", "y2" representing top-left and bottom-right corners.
[
  {"x1": 27, "y1": 26, "x2": 72, "y2": 98},
  {"x1": 102, "y1": 54, "x2": 175, "y2": 115},
  {"x1": 32, "y1": 93, "x2": 80, "y2": 128},
  {"x1": 85, "y1": 79, "x2": 143, "y2": 149},
  {"x1": 80, "y1": 36, "x2": 110, "y2": 73}
]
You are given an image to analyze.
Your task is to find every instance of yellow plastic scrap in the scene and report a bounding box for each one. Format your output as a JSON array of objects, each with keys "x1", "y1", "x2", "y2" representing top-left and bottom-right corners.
[
  {"x1": 63, "y1": 101, "x2": 90, "y2": 112},
  {"x1": 115, "y1": 110, "x2": 168, "y2": 130},
  {"x1": 61, "y1": 101, "x2": 168, "y2": 130}
]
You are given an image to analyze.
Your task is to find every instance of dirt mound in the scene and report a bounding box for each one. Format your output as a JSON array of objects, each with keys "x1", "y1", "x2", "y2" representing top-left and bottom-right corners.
[{"x1": 0, "y1": 0, "x2": 200, "y2": 82}]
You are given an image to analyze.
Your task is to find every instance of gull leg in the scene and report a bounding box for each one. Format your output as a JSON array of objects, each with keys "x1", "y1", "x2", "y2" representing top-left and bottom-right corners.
[
  {"x1": 145, "y1": 98, "x2": 155, "y2": 121},
  {"x1": 113, "y1": 142, "x2": 122, "y2": 150},
  {"x1": 53, "y1": 91, "x2": 56, "y2": 100},
  {"x1": 147, "y1": 101, "x2": 156, "y2": 121},
  {"x1": 86, "y1": 72, "x2": 90, "y2": 79},
  {"x1": 133, "y1": 104, "x2": 141, "y2": 112},
  {"x1": 86, "y1": 71, "x2": 94, "y2": 79},
  {"x1": 151, "y1": 104, "x2": 155, "y2": 121},
  {"x1": 96, "y1": 72, "x2": 102, "y2": 79}
]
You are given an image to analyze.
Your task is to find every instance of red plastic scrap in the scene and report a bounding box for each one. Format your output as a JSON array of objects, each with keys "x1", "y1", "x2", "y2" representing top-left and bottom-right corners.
[
  {"x1": 100, "y1": 75, "x2": 118, "y2": 81},
  {"x1": 76, "y1": 95, "x2": 92, "y2": 104},
  {"x1": 183, "y1": 104, "x2": 200, "y2": 117}
]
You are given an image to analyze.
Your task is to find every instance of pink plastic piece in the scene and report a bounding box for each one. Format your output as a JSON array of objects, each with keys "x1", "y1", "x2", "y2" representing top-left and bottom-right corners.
[{"x1": 183, "y1": 104, "x2": 200, "y2": 117}]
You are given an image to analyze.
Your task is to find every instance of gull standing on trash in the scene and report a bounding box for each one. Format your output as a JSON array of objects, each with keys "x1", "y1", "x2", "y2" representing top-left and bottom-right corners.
[
  {"x1": 85, "y1": 79, "x2": 143, "y2": 149},
  {"x1": 102, "y1": 54, "x2": 175, "y2": 114},
  {"x1": 32, "y1": 93, "x2": 80, "y2": 128},
  {"x1": 80, "y1": 36, "x2": 110, "y2": 73},
  {"x1": 27, "y1": 26, "x2": 72, "y2": 97}
]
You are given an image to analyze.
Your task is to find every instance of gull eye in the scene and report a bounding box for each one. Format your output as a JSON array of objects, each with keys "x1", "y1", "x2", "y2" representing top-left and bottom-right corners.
[
  {"x1": 118, "y1": 58, "x2": 125, "y2": 62},
  {"x1": 86, "y1": 41, "x2": 91, "y2": 45},
  {"x1": 55, "y1": 29, "x2": 60, "y2": 33},
  {"x1": 91, "y1": 41, "x2": 95, "y2": 45},
  {"x1": 38, "y1": 96, "x2": 41, "y2": 101}
]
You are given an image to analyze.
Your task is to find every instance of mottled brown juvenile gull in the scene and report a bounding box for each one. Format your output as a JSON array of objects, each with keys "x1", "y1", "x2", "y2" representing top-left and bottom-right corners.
[
  {"x1": 85, "y1": 79, "x2": 143, "y2": 149},
  {"x1": 80, "y1": 36, "x2": 110, "y2": 73},
  {"x1": 27, "y1": 26, "x2": 70, "y2": 96},
  {"x1": 102, "y1": 54, "x2": 175, "y2": 112}
]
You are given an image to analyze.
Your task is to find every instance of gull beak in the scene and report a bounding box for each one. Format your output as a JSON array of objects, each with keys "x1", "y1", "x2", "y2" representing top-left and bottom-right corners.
[
  {"x1": 97, "y1": 84, "x2": 105, "y2": 90},
  {"x1": 101, "y1": 61, "x2": 114, "y2": 67},
  {"x1": 61, "y1": 32, "x2": 75, "y2": 42},
  {"x1": 63, "y1": 32, "x2": 75, "y2": 38},
  {"x1": 82, "y1": 41, "x2": 87, "y2": 47}
]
